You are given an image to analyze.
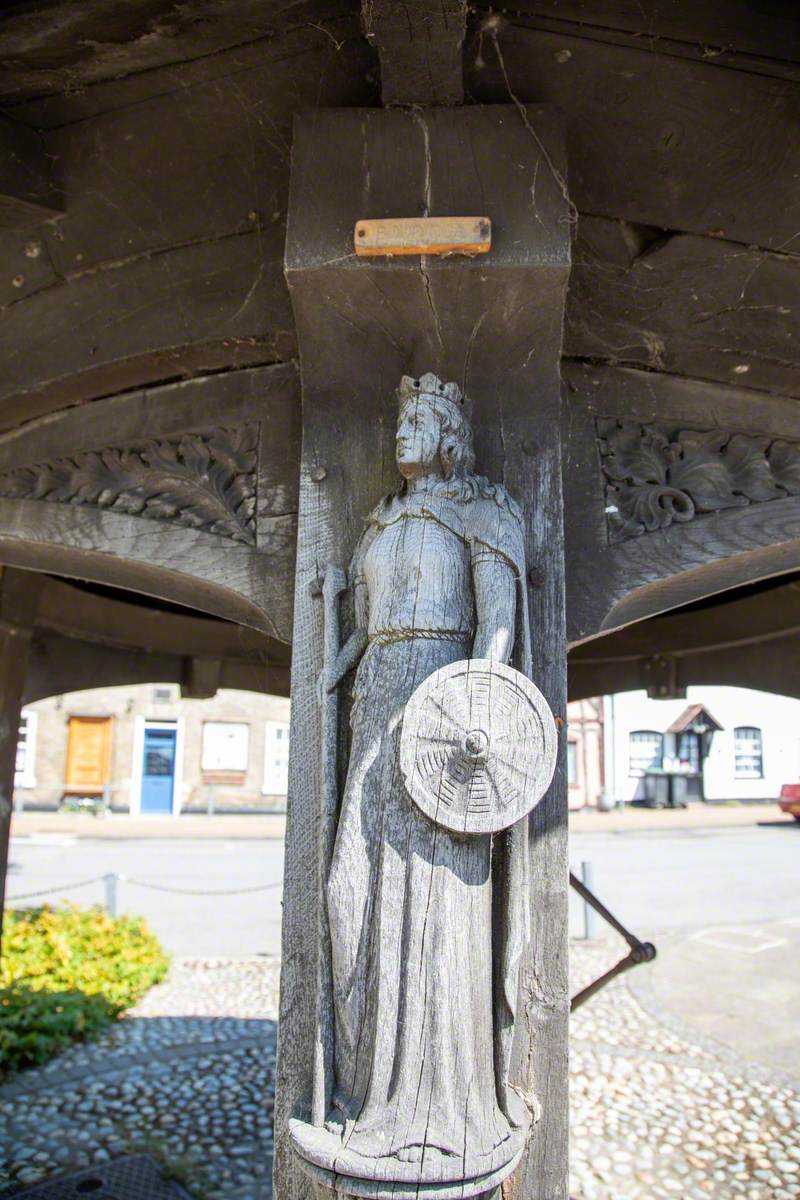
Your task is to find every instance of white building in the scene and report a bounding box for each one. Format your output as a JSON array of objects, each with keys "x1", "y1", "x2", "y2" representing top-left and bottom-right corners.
[{"x1": 607, "y1": 686, "x2": 800, "y2": 805}]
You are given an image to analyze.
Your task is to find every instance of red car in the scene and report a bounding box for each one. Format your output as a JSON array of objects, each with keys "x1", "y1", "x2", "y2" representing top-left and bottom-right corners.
[{"x1": 779, "y1": 783, "x2": 800, "y2": 822}]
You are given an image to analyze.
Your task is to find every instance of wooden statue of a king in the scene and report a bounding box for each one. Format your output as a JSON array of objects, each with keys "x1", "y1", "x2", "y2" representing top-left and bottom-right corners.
[{"x1": 290, "y1": 372, "x2": 557, "y2": 1199}]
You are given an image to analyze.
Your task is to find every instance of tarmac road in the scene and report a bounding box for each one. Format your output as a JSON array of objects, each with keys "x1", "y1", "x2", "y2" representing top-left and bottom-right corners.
[
  {"x1": 568, "y1": 822, "x2": 798, "y2": 935},
  {"x1": 5, "y1": 835, "x2": 286, "y2": 958},
  {"x1": 7, "y1": 819, "x2": 798, "y2": 1077},
  {"x1": 569, "y1": 822, "x2": 800, "y2": 1083}
]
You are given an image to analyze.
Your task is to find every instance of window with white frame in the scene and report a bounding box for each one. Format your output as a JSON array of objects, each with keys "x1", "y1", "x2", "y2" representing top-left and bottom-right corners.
[
  {"x1": 734, "y1": 726, "x2": 763, "y2": 779},
  {"x1": 201, "y1": 721, "x2": 249, "y2": 772},
  {"x1": 629, "y1": 730, "x2": 664, "y2": 777},
  {"x1": 15, "y1": 710, "x2": 37, "y2": 788},
  {"x1": 263, "y1": 720, "x2": 290, "y2": 795},
  {"x1": 567, "y1": 741, "x2": 578, "y2": 787}
]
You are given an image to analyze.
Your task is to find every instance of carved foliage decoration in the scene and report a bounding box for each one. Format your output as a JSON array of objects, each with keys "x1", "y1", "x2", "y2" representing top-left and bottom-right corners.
[
  {"x1": 598, "y1": 420, "x2": 800, "y2": 542},
  {"x1": 0, "y1": 426, "x2": 258, "y2": 545}
]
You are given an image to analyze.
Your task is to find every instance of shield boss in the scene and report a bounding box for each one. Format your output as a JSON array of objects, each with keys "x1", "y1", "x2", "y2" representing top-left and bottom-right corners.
[{"x1": 400, "y1": 658, "x2": 557, "y2": 835}]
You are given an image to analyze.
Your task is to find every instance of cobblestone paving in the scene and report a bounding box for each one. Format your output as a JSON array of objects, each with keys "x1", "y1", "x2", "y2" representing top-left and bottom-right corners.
[
  {"x1": 570, "y1": 942, "x2": 800, "y2": 1200},
  {"x1": 1, "y1": 948, "x2": 798, "y2": 1199},
  {"x1": 0, "y1": 960, "x2": 279, "y2": 1199}
]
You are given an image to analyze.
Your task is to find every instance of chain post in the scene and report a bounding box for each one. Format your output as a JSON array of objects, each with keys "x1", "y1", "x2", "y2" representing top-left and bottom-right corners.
[
  {"x1": 581, "y1": 860, "x2": 598, "y2": 940},
  {"x1": 103, "y1": 872, "x2": 118, "y2": 917}
]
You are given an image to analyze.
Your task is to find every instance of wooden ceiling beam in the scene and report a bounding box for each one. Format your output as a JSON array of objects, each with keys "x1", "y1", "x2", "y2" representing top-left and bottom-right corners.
[
  {"x1": 34, "y1": 577, "x2": 286, "y2": 665},
  {"x1": 566, "y1": 215, "x2": 800, "y2": 399},
  {"x1": 363, "y1": 0, "x2": 467, "y2": 105},
  {"x1": 24, "y1": 631, "x2": 290, "y2": 703},
  {"x1": 466, "y1": 25, "x2": 800, "y2": 251},
  {"x1": 471, "y1": 2, "x2": 800, "y2": 73},
  {"x1": 0, "y1": 114, "x2": 61, "y2": 231},
  {"x1": 568, "y1": 576, "x2": 800, "y2": 702}
]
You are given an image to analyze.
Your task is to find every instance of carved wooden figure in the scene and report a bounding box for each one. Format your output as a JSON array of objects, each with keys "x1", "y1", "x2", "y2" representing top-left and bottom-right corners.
[{"x1": 289, "y1": 373, "x2": 556, "y2": 1199}]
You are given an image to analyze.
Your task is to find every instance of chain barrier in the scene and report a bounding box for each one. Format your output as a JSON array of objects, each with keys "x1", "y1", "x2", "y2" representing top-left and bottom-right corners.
[
  {"x1": 7, "y1": 875, "x2": 283, "y2": 903},
  {"x1": 7, "y1": 877, "x2": 106, "y2": 902},
  {"x1": 122, "y1": 876, "x2": 283, "y2": 896}
]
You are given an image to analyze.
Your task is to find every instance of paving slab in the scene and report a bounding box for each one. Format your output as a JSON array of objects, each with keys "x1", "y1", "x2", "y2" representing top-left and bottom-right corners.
[
  {"x1": 569, "y1": 802, "x2": 792, "y2": 834},
  {"x1": 10, "y1": 803, "x2": 793, "y2": 842},
  {"x1": 570, "y1": 941, "x2": 800, "y2": 1200},
  {"x1": 636, "y1": 919, "x2": 800, "y2": 1084},
  {"x1": 10, "y1": 814, "x2": 287, "y2": 841}
]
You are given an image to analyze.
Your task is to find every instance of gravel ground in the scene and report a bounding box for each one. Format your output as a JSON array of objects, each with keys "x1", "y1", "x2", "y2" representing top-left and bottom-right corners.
[{"x1": 1, "y1": 946, "x2": 798, "y2": 1199}]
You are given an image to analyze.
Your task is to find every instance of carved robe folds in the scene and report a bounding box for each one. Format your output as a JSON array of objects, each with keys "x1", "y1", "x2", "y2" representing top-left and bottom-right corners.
[{"x1": 291, "y1": 478, "x2": 547, "y2": 1199}]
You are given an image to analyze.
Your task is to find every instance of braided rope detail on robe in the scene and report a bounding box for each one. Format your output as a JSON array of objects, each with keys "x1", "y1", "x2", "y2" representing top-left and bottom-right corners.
[{"x1": 368, "y1": 628, "x2": 471, "y2": 646}]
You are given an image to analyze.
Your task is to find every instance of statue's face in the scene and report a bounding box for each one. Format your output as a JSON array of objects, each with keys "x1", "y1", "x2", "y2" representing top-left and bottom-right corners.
[{"x1": 396, "y1": 398, "x2": 442, "y2": 477}]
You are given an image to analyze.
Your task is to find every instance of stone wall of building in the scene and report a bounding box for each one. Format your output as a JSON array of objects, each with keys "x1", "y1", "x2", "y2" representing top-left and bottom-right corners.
[
  {"x1": 16, "y1": 683, "x2": 611, "y2": 815},
  {"x1": 15, "y1": 684, "x2": 291, "y2": 815}
]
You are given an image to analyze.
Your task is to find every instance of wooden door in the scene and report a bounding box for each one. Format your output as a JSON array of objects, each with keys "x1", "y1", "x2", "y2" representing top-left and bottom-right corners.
[{"x1": 65, "y1": 717, "x2": 112, "y2": 794}]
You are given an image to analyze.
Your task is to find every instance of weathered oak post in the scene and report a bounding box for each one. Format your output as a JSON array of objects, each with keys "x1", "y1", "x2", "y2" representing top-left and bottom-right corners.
[
  {"x1": 276, "y1": 107, "x2": 571, "y2": 1200},
  {"x1": 0, "y1": 568, "x2": 44, "y2": 951}
]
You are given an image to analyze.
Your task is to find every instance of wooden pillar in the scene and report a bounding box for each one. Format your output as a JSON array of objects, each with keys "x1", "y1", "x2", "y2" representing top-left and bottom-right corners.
[
  {"x1": 277, "y1": 107, "x2": 570, "y2": 1200},
  {"x1": 0, "y1": 569, "x2": 43, "y2": 951}
]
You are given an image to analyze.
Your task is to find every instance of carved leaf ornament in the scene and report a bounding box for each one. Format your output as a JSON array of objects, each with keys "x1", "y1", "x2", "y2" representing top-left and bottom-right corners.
[
  {"x1": 0, "y1": 426, "x2": 258, "y2": 545},
  {"x1": 598, "y1": 420, "x2": 800, "y2": 542}
]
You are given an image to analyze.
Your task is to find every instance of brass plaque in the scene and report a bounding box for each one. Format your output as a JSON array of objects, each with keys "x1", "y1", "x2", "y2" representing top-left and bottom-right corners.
[{"x1": 354, "y1": 216, "x2": 491, "y2": 257}]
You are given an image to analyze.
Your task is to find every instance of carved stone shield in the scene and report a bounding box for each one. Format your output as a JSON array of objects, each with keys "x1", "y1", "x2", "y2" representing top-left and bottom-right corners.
[{"x1": 400, "y1": 658, "x2": 557, "y2": 835}]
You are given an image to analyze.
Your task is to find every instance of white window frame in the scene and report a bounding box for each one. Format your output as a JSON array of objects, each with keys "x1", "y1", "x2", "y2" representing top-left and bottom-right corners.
[
  {"x1": 628, "y1": 729, "x2": 664, "y2": 777},
  {"x1": 262, "y1": 720, "x2": 290, "y2": 796},
  {"x1": 567, "y1": 740, "x2": 579, "y2": 788},
  {"x1": 734, "y1": 726, "x2": 763, "y2": 780},
  {"x1": 15, "y1": 709, "x2": 38, "y2": 789},
  {"x1": 201, "y1": 720, "x2": 250, "y2": 773}
]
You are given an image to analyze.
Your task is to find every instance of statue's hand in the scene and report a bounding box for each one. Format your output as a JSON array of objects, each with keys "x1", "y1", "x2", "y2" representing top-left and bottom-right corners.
[{"x1": 316, "y1": 665, "x2": 337, "y2": 705}]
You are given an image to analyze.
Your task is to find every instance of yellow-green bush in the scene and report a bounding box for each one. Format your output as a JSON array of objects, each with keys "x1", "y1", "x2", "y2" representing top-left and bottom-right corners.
[{"x1": 0, "y1": 904, "x2": 169, "y2": 1077}]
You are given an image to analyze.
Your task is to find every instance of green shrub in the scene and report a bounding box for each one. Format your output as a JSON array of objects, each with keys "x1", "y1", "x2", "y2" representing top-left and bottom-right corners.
[
  {"x1": 0, "y1": 904, "x2": 170, "y2": 1077},
  {"x1": 0, "y1": 985, "x2": 113, "y2": 1074}
]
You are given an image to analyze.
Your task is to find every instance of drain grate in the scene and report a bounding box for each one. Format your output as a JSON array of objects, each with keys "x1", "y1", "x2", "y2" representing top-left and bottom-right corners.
[{"x1": 11, "y1": 1154, "x2": 195, "y2": 1199}]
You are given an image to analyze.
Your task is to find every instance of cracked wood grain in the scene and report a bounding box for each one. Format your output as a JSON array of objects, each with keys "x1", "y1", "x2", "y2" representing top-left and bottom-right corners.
[
  {"x1": 279, "y1": 106, "x2": 570, "y2": 1200},
  {"x1": 2, "y1": 8, "x2": 375, "y2": 120},
  {"x1": 362, "y1": 0, "x2": 467, "y2": 105}
]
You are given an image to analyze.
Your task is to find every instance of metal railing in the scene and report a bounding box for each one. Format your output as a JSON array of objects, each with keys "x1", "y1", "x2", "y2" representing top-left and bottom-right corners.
[{"x1": 569, "y1": 862, "x2": 657, "y2": 1010}]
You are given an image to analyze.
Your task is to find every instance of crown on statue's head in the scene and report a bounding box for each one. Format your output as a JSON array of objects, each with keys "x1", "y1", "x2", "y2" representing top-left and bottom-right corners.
[{"x1": 397, "y1": 372, "x2": 464, "y2": 408}]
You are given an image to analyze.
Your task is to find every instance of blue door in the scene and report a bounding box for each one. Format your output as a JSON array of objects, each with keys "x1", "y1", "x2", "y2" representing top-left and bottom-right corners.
[{"x1": 141, "y1": 726, "x2": 177, "y2": 814}]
